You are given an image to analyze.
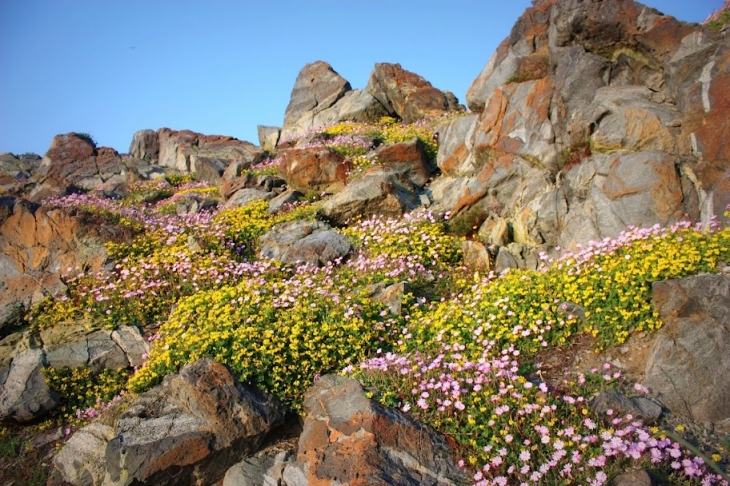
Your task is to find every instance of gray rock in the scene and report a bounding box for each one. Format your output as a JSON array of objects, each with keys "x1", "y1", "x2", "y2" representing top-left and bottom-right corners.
[
  {"x1": 223, "y1": 188, "x2": 274, "y2": 209},
  {"x1": 267, "y1": 190, "x2": 303, "y2": 214},
  {"x1": 223, "y1": 450, "x2": 292, "y2": 486},
  {"x1": 281, "y1": 61, "x2": 352, "y2": 141},
  {"x1": 369, "y1": 282, "x2": 409, "y2": 316},
  {"x1": 436, "y1": 114, "x2": 479, "y2": 177},
  {"x1": 591, "y1": 390, "x2": 663, "y2": 425},
  {"x1": 644, "y1": 275, "x2": 730, "y2": 424},
  {"x1": 51, "y1": 359, "x2": 288, "y2": 486},
  {"x1": 366, "y1": 63, "x2": 462, "y2": 123},
  {"x1": 259, "y1": 220, "x2": 352, "y2": 267},
  {"x1": 128, "y1": 129, "x2": 159, "y2": 162},
  {"x1": 494, "y1": 247, "x2": 520, "y2": 273},
  {"x1": 0, "y1": 348, "x2": 58, "y2": 422},
  {"x1": 42, "y1": 324, "x2": 132, "y2": 373},
  {"x1": 311, "y1": 89, "x2": 390, "y2": 129},
  {"x1": 52, "y1": 422, "x2": 115, "y2": 486},
  {"x1": 110, "y1": 326, "x2": 150, "y2": 368},
  {"x1": 611, "y1": 469, "x2": 655, "y2": 486},
  {"x1": 320, "y1": 167, "x2": 420, "y2": 225},
  {"x1": 257, "y1": 125, "x2": 281, "y2": 152}
]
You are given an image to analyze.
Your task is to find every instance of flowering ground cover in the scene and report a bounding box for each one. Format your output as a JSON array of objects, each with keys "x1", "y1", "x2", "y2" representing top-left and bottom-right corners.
[{"x1": 22, "y1": 121, "x2": 730, "y2": 485}]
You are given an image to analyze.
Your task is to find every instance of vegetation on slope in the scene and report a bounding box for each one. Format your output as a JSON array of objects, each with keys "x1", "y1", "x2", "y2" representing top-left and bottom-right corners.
[{"x1": 16, "y1": 118, "x2": 730, "y2": 485}]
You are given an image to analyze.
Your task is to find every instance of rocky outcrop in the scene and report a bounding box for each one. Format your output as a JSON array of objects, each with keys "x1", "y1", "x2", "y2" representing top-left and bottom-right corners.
[
  {"x1": 282, "y1": 375, "x2": 467, "y2": 486},
  {"x1": 26, "y1": 134, "x2": 132, "y2": 201},
  {"x1": 52, "y1": 359, "x2": 285, "y2": 486},
  {"x1": 366, "y1": 63, "x2": 463, "y2": 123},
  {"x1": 259, "y1": 220, "x2": 352, "y2": 267},
  {"x1": 279, "y1": 61, "x2": 461, "y2": 141},
  {"x1": 41, "y1": 323, "x2": 149, "y2": 371},
  {"x1": 320, "y1": 167, "x2": 421, "y2": 225},
  {"x1": 280, "y1": 61, "x2": 353, "y2": 141},
  {"x1": 644, "y1": 274, "x2": 730, "y2": 425},
  {"x1": 430, "y1": 0, "x2": 730, "y2": 259},
  {"x1": 0, "y1": 333, "x2": 58, "y2": 422},
  {"x1": 375, "y1": 137, "x2": 434, "y2": 188},
  {"x1": 0, "y1": 199, "x2": 135, "y2": 335},
  {"x1": 277, "y1": 147, "x2": 350, "y2": 194},
  {"x1": 129, "y1": 128, "x2": 263, "y2": 185}
]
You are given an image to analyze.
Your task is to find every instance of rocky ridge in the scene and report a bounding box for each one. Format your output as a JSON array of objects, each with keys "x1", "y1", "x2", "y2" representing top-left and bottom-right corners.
[{"x1": 0, "y1": 1, "x2": 729, "y2": 485}]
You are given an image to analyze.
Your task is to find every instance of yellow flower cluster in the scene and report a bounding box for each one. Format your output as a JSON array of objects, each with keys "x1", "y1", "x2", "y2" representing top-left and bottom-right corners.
[{"x1": 129, "y1": 270, "x2": 394, "y2": 411}]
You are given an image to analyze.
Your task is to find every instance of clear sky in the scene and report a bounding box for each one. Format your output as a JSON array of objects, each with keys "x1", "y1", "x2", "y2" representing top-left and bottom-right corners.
[{"x1": 0, "y1": 0, "x2": 723, "y2": 156}]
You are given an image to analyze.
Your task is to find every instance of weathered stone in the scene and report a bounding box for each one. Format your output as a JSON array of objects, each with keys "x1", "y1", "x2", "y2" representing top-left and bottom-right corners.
[
  {"x1": 369, "y1": 282, "x2": 409, "y2": 316},
  {"x1": 281, "y1": 61, "x2": 352, "y2": 141},
  {"x1": 157, "y1": 128, "x2": 261, "y2": 176},
  {"x1": 320, "y1": 167, "x2": 420, "y2": 225},
  {"x1": 259, "y1": 220, "x2": 352, "y2": 267},
  {"x1": 611, "y1": 469, "x2": 655, "y2": 486},
  {"x1": 0, "y1": 348, "x2": 58, "y2": 422},
  {"x1": 462, "y1": 240, "x2": 492, "y2": 271},
  {"x1": 366, "y1": 63, "x2": 462, "y2": 123},
  {"x1": 591, "y1": 390, "x2": 663, "y2": 425},
  {"x1": 494, "y1": 246, "x2": 520, "y2": 273},
  {"x1": 278, "y1": 147, "x2": 350, "y2": 194},
  {"x1": 473, "y1": 76, "x2": 558, "y2": 172},
  {"x1": 466, "y1": 0, "x2": 552, "y2": 112},
  {"x1": 267, "y1": 190, "x2": 303, "y2": 214},
  {"x1": 311, "y1": 89, "x2": 390, "y2": 129},
  {"x1": 288, "y1": 375, "x2": 468, "y2": 485},
  {"x1": 52, "y1": 423, "x2": 115, "y2": 486},
  {"x1": 644, "y1": 275, "x2": 730, "y2": 424},
  {"x1": 128, "y1": 129, "x2": 159, "y2": 162},
  {"x1": 257, "y1": 125, "x2": 281, "y2": 152},
  {"x1": 436, "y1": 114, "x2": 479, "y2": 176},
  {"x1": 375, "y1": 137, "x2": 433, "y2": 187},
  {"x1": 110, "y1": 326, "x2": 151, "y2": 368},
  {"x1": 222, "y1": 188, "x2": 274, "y2": 210},
  {"x1": 223, "y1": 450, "x2": 292, "y2": 486},
  {"x1": 94, "y1": 359, "x2": 285, "y2": 486}
]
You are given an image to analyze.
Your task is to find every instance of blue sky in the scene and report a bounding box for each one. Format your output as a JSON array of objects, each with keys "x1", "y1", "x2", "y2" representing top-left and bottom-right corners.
[{"x1": 0, "y1": 1, "x2": 723, "y2": 156}]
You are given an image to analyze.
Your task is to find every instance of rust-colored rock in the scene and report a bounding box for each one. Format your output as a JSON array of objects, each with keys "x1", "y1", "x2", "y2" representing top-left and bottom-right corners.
[
  {"x1": 366, "y1": 63, "x2": 463, "y2": 123},
  {"x1": 278, "y1": 147, "x2": 350, "y2": 194},
  {"x1": 283, "y1": 375, "x2": 467, "y2": 486},
  {"x1": 374, "y1": 137, "x2": 433, "y2": 187}
]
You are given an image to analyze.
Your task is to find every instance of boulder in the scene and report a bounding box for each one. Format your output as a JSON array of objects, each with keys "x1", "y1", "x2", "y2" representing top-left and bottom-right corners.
[
  {"x1": 156, "y1": 128, "x2": 262, "y2": 177},
  {"x1": 128, "y1": 129, "x2": 159, "y2": 162},
  {"x1": 257, "y1": 125, "x2": 281, "y2": 152},
  {"x1": 375, "y1": 137, "x2": 433, "y2": 188},
  {"x1": 52, "y1": 422, "x2": 115, "y2": 486},
  {"x1": 52, "y1": 359, "x2": 285, "y2": 486},
  {"x1": 320, "y1": 167, "x2": 420, "y2": 225},
  {"x1": 591, "y1": 390, "x2": 662, "y2": 425},
  {"x1": 223, "y1": 450, "x2": 293, "y2": 486},
  {"x1": 462, "y1": 240, "x2": 492, "y2": 272},
  {"x1": 473, "y1": 76, "x2": 558, "y2": 172},
  {"x1": 366, "y1": 62, "x2": 462, "y2": 123},
  {"x1": 223, "y1": 188, "x2": 274, "y2": 210},
  {"x1": 259, "y1": 220, "x2": 352, "y2": 267},
  {"x1": 281, "y1": 61, "x2": 352, "y2": 141},
  {"x1": 267, "y1": 190, "x2": 303, "y2": 214},
  {"x1": 0, "y1": 347, "x2": 58, "y2": 422},
  {"x1": 644, "y1": 274, "x2": 730, "y2": 425},
  {"x1": 611, "y1": 469, "x2": 655, "y2": 486},
  {"x1": 278, "y1": 147, "x2": 350, "y2": 194},
  {"x1": 283, "y1": 375, "x2": 467, "y2": 485},
  {"x1": 27, "y1": 134, "x2": 131, "y2": 200}
]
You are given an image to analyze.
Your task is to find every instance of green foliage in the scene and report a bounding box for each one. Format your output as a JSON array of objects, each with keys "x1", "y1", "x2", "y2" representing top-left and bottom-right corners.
[
  {"x1": 706, "y1": 9, "x2": 730, "y2": 29},
  {"x1": 0, "y1": 426, "x2": 20, "y2": 459},
  {"x1": 42, "y1": 366, "x2": 131, "y2": 423}
]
